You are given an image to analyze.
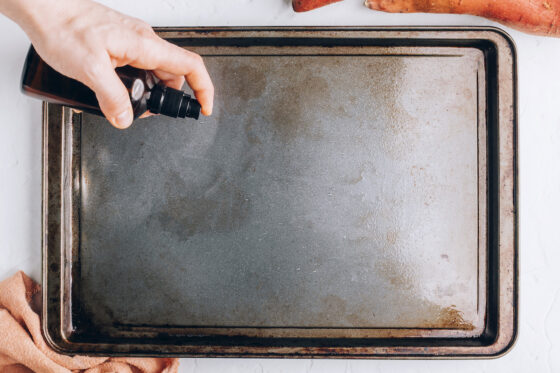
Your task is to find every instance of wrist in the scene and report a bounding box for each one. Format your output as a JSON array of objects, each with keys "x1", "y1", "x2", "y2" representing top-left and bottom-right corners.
[
  {"x1": 0, "y1": 0, "x2": 39, "y2": 26},
  {"x1": 0, "y1": 0, "x2": 75, "y2": 41}
]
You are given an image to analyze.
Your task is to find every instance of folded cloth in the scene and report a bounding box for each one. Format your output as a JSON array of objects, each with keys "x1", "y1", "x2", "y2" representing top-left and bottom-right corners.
[{"x1": 0, "y1": 271, "x2": 179, "y2": 373}]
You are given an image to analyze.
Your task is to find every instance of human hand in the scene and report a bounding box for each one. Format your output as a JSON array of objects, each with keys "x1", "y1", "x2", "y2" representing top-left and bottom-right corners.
[{"x1": 1, "y1": 0, "x2": 214, "y2": 129}]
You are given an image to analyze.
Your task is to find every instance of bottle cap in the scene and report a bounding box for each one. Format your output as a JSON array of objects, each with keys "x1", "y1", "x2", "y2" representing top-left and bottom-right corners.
[{"x1": 147, "y1": 82, "x2": 200, "y2": 119}]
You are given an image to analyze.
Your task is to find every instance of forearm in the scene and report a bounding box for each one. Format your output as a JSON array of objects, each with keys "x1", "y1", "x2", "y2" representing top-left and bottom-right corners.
[{"x1": 0, "y1": 0, "x2": 47, "y2": 35}]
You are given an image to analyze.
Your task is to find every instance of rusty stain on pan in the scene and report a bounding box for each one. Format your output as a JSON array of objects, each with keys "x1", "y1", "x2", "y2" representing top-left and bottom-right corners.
[{"x1": 42, "y1": 27, "x2": 517, "y2": 358}]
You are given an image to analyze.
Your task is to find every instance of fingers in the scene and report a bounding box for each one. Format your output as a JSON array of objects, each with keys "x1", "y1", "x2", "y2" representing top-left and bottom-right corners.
[
  {"x1": 139, "y1": 111, "x2": 155, "y2": 119},
  {"x1": 153, "y1": 69, "x2": 185, "y2": 90},
  {"x1": 119, "y1": 36, "x2": 214, "y2": 116},
  {"x1": 82, "y1": 55, "x2": 134, "y2": 129}
]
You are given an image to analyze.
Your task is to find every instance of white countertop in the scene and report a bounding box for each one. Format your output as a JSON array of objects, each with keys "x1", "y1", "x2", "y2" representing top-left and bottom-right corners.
[{"x1": 1, "y1": 0, "x2": 559, "y2": 371}]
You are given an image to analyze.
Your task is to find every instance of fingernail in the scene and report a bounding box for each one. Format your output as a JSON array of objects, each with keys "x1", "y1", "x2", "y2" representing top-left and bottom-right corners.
[{"x1": 115, "y1": 109, "x2": 133, "y2": 128}]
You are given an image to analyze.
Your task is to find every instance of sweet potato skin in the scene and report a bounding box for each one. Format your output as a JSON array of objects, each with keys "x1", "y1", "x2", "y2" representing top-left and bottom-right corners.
[
  {"x1": 292, "y1": 0, "x2": 560, "y2": 37},
  {"x1": 292, "y1": 0, "x2": 343, "y2": 12},
  {"x1": 365, "y1": 0, "x2": 560, "y2": 36}
]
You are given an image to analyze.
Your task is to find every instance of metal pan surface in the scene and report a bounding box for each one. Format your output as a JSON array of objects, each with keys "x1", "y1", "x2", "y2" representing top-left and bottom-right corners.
[{"x1": 42, "y1": 27, "x2": 517, "y2": 358}]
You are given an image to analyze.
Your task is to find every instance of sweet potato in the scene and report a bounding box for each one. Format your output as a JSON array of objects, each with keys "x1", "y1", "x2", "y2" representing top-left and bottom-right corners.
[
  {"x1": 293, "y1": 0, "x2": 560, "y2": 37},
  {"x1": 366, "y1": 0, "x2": 560, "y2": 36},
  {"x1": 292, "y1": 0, "x2": 343, "y2": 12}
]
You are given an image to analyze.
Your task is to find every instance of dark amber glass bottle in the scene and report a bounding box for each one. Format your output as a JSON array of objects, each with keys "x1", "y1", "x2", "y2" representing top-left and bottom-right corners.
[{"x1": 20, "y1": 46, "x2": 200, "y2": 121}]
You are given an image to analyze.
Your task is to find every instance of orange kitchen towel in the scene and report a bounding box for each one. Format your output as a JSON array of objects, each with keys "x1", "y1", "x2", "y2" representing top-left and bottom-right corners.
[{"x1": 0, "y1": 271, "x2": 179, "y2": 373}]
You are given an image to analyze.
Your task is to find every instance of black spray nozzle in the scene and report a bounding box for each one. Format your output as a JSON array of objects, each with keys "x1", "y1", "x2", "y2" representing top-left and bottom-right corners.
[{"x1": 147, "y1": 82, "x2": 200, "y2": 120}]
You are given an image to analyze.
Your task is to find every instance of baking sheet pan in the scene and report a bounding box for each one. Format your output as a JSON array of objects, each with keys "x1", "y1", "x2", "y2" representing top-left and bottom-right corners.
[{"x1": 42, "y1": 27, "x2": 517, "y2": 357}]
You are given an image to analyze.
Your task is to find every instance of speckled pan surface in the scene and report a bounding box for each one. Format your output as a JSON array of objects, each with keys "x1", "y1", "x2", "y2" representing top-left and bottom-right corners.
[{"x1": 42, "y1": 27, "x2": 517, "y2": 357}]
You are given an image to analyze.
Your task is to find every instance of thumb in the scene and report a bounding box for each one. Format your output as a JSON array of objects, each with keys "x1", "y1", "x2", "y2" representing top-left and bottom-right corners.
[{"x1": 83, "y1": 58, "x2": 133, "y2": 129}]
